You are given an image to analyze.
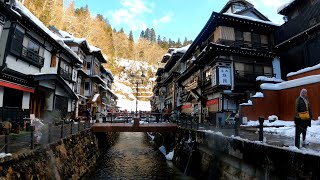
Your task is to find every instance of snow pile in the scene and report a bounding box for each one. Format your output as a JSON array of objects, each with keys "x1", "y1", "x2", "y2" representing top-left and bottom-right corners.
[
  {"x1": 240, "y1": 100, "x2": 252, "y2": 105},
  {"x1": 261, "y1": 75, "x2": 320, "y2": 90},
  {"x1": 242, "y1": 119, "x2": 294, "y2": 127},
  {"x1": 268, "y1": 115, "x2": 279, "y2": 121},
  {"x1": 172, "y1": 44, "x2": 191, "y2": 54},
  {"x1": 256, "y1": 76, "x2": 284, "y2": 83},
  {"x1": 287, "y1": 63, "x2": 320, "y2": 77},
  {"x1": 0, "y1": 153, "x2": 12, "y2": 158},
  {"x1": 252, "y1": 92, "x2": 264, "y2": 98},
  {"x1": 158, "y1": 145, "x2": 174, "y2": 161}
]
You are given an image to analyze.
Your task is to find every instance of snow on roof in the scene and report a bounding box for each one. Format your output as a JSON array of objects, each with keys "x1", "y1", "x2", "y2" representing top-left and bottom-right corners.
[
  {"x1": 240, "y1": 100, "x2": 253, "y2": 105},
  {"x1": 173, "y1": 44, "x2": 191, "y2": 54},
  {"x1": 256, "y1": 76, "x2": 284, "y2": 83},
  {"x1": 287, "y1": 63, "x2": 320, "y2": 77},
  {"x1": 277, "y1": 0, "x2": 296, "y2": 14},
  {"x1": 261, "y1": 75, "x2": 320, "y2": 90},
  {"x1": 164, "y1": 53, "x2": 172, "y2": 57},
  {"x1": 14, "y1": 1, "x2": 82, "y2": 64},
  {"x1": 59, "y1": 30, "x2": 73, "y2": 38},
  {"x1": 252, "y1": 92, "x2": 264, "y2": 98},
  {"x1": 89, "y1": 45, "x2": 101, "y2": 53},
  {"x1": 223, "y1": 13, "x2": 280, "y2": 26}
]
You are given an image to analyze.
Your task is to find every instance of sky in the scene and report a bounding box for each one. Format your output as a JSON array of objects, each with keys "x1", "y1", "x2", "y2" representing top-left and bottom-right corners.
[{"x1": 73, "y1": 0, "x2": 291, "y2": 42}]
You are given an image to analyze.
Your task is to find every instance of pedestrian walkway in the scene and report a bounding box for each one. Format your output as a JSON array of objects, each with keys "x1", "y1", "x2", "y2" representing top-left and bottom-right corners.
[{"x1": 196, "y1": 124, "x2": 320, "y2": 152}]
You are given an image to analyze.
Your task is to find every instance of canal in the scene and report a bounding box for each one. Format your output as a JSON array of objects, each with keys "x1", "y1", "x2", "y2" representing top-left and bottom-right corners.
[{"x1": 82, "y1": 132, "x2": 194, "y2": 180}]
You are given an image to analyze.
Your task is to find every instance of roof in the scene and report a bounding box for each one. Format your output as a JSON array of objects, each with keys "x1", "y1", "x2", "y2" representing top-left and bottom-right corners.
[
  {"x1": 33, "y1": 74, "x2": 78, "y2": 100},
  {"x1": 179, "y1": 11, "x2": 278, "y2": 64},
  {"x1": 277, "y1": 0, "x2": 299, "y2": 15},
  {"x1": 14, "y1": 2, "x2": 83, "y2": 65}
]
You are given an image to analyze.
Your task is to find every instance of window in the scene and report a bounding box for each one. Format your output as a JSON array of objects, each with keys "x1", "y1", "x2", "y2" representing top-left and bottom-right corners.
[
  {"x1": 84, "y1": 82, "x2": 90, "y2": 90},
  {"x1": 244, "y1": 64, "x2": 253, "y2": 72},
  {"x1": 87, "y1": 62, "x2": 91, "y2": 69},
  {"x1": 3, "y1": 87, "x2": 23, "y2": 108},
  {"x1": 235, "y1": 30, "x2": 244, "y2": 41},
  {"x1": 27, "y1": 40, "x2": 40, "y2": 54},
  {"x1": 251, "y1": 33, "x2": 261, "y2": 44},
  {"x1": 264, "y1": 66, "x2": 272, "y2": 75},
  {"x1": 260, "y1": 35, "x2": 268, "y2": 45},
  {"x1": 254, "y1": 65, "x2": 264, "y2": 75}
]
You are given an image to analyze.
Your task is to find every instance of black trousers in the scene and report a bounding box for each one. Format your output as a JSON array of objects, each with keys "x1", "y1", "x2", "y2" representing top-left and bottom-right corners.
[{"x1": 295, "y1": 120, "x2": 308, "y2": 148}]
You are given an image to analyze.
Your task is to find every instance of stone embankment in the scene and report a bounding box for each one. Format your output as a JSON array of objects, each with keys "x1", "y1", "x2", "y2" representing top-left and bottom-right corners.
[
  {"x1": 0, "y1": 129, "x2": 118, "y2": 179},
  {"x1": 154, "y1": 128, "x2": 320, "y2": 179}
]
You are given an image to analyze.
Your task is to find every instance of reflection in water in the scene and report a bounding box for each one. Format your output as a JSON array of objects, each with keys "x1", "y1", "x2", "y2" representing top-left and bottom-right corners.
[{"x1": 82, "y1": 132, "x2": 193, "y2": 180}]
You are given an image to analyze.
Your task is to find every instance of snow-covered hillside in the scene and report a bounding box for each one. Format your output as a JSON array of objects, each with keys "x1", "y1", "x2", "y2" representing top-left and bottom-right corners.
[{"x1": 112, "y1": 58, "x2": 158, "y2": 112}]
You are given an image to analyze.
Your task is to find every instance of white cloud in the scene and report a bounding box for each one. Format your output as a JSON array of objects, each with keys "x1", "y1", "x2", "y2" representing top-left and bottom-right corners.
[
  {"x1": 108, "y1": 0, "x2": 151, "y2": 31},
  {"x1": 153, "y1": 14, "x2": 172, "y2": 27}
]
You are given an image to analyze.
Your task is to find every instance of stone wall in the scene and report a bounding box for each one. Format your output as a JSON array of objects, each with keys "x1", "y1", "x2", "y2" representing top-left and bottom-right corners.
[
  {"x1": 0, "y1": 129, "x2": 118, "y2": 179},
  {"x1": 160, "y1": 128, "x2": 320, "y2": 179}
]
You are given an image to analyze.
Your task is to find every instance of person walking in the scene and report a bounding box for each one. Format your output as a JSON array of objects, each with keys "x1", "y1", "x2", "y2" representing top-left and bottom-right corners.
[{"x1": 295, "y1": 88, "x2": 312, "y2": 148}]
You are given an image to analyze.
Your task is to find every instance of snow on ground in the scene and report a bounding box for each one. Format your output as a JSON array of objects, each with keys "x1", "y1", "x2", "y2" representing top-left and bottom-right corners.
[
  {"x1": 113, "y1": 78, "x2": 151, "y2": 112},
  {"x1": 242, "y1": 119, "x2": 320, "y2": 144}
]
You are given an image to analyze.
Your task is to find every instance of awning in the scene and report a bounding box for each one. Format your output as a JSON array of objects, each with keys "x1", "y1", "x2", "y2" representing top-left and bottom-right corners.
[
  {"x1": 33, "y1": 74, "x2": 78, "y2": 100},
  {"x1": 0, "y1": 79, "x2": 35, "y2": 93},
  {"x1": 186, "y1": 89, "x2": 207, "y2": 101}
]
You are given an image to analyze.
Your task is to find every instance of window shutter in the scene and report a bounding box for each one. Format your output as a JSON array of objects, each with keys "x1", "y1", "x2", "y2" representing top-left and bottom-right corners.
[
  {"x1": 51, "y1": 53, "x2": 57, "y2": 67},
  {"x1": 10, "y1": 28, "x2": 24, "y2": 56}
]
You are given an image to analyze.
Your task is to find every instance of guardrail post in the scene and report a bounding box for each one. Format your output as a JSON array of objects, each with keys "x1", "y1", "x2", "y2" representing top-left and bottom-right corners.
[
  {"x1": 31, "y1": 125, "x2": 35, "y2": 150},
  {"x1": 83, "y1": 123, "x2": 86, "y2": 130},
  {"x1": 61, "y1": 121, "x2": 64, "y2": 138},
  {"x1": 4, "y1": 131, "x2": 8, "y2": 153},
  {"x1": 78, "y1": 121, "x2": 81, "y2": 131},
  {"x1": 259, "y1": 116, "x2": 264, "y2": 141},
  {"x1": 70, "y1": 122, "x2": 73, "y2": 134},
  {"x1": 48, "y1": 123, "x2": 52, "y2": 143},
  {"x1": 235, "y1": 117, "x2": 239, "y2": 136}
]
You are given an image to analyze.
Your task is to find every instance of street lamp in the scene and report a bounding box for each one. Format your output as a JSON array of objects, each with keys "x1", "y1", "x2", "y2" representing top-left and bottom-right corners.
[{"x1": 130, "y1": 72, "x2": 145, "y2": 115}]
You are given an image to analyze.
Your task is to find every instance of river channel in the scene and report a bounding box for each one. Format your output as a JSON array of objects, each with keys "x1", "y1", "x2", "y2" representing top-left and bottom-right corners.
[{"x1": 82, "y1": 132, "x2": 194, "y2": 180}]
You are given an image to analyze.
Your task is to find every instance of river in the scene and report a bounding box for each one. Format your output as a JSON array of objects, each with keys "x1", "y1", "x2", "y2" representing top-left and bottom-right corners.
[{"x1": 82, "y1": 132, "x2": 194, "y2": 180}]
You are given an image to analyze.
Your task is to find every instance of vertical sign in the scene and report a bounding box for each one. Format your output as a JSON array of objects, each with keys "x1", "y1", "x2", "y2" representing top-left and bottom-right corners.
[
  {"x1": 218, "y1": 67, "x2": 231, "y2": 86},
  {"x1": 72, "y1": 69, "x2": 77, "y2": 82},
  {"x1": 212, "y1": 67, "x2": 217, "y2": 86}
]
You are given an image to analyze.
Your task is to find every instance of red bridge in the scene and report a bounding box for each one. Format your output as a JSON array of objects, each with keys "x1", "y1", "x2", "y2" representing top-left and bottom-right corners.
[{"x1": 92, "y1": 116, "x2": 178, "y2": 133}]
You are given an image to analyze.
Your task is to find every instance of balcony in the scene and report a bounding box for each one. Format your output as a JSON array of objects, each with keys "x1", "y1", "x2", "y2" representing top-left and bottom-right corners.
[
  {"x1": 217, "y1": 40, "x2": 272, "y2": 51},
  {"x1": 21, "y1": 47, "x2": 44, "y2": 68},
  {"x1": 235, "y1": 70, "x2": 273, "y2": 81},
  {"x1": 58, "y1": 67, "x2": 72, "y2": 81}
]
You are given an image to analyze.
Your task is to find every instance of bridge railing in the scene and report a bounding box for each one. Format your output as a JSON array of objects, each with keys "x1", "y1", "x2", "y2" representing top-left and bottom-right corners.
[{"x1": 98, "y1": 112, "x2": 175, "y2": 123}]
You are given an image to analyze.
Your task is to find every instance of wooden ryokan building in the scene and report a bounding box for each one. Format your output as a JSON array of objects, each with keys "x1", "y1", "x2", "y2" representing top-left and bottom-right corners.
[{"x1": 156, "y1": 0, "x2": 281, "y2": 125}]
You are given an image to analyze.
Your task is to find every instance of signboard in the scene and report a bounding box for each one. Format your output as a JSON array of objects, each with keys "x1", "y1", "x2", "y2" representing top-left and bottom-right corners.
[
  {"x1": 72, "y1": 69, "x2": 77, "y2": 82},
  {"x1": 206, "y1": 99, "x2": 219, "y2": 112},
  {"x1": 218, "y1": 67, "x2": 231, "y2": 86},
  {"x1": 181, "y1": 103, "x2": 192, "y2": 113},
  {"x1": 212, "y1": 67, "x2": 217, "y2": 86}
]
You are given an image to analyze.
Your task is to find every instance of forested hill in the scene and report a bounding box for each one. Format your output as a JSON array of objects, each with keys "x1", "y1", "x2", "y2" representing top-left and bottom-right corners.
[{"x1": 21, "y1": 0, "x2": 193, "y2": 78}]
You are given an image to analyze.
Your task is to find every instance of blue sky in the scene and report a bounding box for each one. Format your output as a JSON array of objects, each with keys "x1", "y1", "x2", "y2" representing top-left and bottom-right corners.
[{"x1": 74, "y1": 0, "x2": 291, "y2": 41}]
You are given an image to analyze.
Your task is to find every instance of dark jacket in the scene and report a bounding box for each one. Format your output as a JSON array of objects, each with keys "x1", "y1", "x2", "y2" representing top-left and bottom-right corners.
[{"x1": 295, "y1": 96, "x2": 312, "y2": 126}]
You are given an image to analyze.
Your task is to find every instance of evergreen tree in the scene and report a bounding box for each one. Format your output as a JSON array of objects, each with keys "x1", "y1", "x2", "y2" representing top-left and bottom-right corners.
[
  {"x1": 176, "y1": 38, "x2": 182, "y2": 47},
  {"x1": 113, "y1": 28, "x2": 117, "y2": 33},
  {"x1": 140, "y1": 30, "x2": 145, "y2": 39},
  {"x1": 145, "y1": 28, "x2": 150, "y2": 40},
  {"x1": 128, "y1": 30, "x2": 134, "y2": 59},
  {"x1": 119, "y1": 28, "x2": 124, "y2": 33},
  {"x1": 183, "y1": 37, "x2": 188, "y2": 46},
  {"x1": 157, "y1": 35, "x2": 161, "y2": 45},
  {"x1": 150, "y1": 28, "x2": 156, "y2": 42}
]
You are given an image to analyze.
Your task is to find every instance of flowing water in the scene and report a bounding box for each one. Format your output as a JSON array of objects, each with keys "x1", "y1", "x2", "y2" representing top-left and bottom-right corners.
[{"x1": 82, "y1": 132, "x2": 194, "y2": 180}]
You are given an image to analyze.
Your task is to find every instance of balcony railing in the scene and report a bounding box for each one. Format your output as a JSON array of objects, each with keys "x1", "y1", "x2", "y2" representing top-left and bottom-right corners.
[
  {"x1": 21, "y1": 47, "x2": 44, "y2": 68},
  {"x1": 235, "y1": 70, "x2": 274, "y2": 81},
  {"x1": 217, "y1": 40, "x2": 272, "y2": 51},
  {"x1": 58, "y1": 67, "x2": 72, "y2": 81}
]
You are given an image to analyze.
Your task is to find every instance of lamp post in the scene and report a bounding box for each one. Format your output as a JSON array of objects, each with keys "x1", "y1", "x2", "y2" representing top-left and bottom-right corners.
[{"x1": 130, "y1": 72, "x2": 145, "y2": 115}]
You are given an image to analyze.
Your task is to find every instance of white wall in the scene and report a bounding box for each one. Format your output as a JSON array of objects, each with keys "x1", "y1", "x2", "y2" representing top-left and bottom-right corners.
[
  {"x1": 22, "y1": 92, "x2": 30, "y2": 109},
  {"x1": 45, "y1": 90, "x2": 54, "y2": 111},
  {"x1": 41, "y1": 50, "x2": 57, "y2": 74},
  {"x1": 6, "y1": 55, "x2": 41, "y2": 74},
  {"x1": 68, "y1": 98, "x2": 72, "y2": 112},
  {"x1": 0, "y1": 86, "x2": 4, "y2": 107}
]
